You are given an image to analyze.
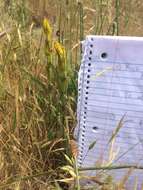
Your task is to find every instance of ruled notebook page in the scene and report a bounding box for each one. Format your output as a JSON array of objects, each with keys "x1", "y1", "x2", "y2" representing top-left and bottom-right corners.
[{"x1": 76, "y1": 36, "x2": 143, "y2": 189}]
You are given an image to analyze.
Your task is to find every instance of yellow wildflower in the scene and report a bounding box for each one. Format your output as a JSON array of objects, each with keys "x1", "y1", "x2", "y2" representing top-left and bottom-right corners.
[
  {"x1": 54, "y1": 41, "x2": 66, "y2": 61},
  {"x1": 43, "y1": 18, "x2": 52, "y2": 42},
  {"x1": 54, "y1": 41, "x2": 67, "y2": 90}
]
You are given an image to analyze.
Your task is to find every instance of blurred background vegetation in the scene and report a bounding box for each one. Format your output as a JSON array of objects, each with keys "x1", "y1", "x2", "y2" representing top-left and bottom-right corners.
[{"x1": 0, "y1": 0, "x2": 143, "y2": 189}]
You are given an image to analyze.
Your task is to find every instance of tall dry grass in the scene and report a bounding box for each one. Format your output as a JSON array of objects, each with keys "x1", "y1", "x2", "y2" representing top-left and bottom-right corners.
[{"x1": 0, "y1": 0, "x2": 143, "y2": 189}]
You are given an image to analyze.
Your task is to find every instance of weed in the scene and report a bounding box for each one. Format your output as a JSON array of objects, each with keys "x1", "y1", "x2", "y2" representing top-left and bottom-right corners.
[{"x1": 0, "y1": 0, "x2": 143, "y2": 189}]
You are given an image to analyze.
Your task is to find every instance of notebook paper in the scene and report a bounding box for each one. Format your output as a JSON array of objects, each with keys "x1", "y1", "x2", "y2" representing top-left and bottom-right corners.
[{"x1": 76, "y1": 36, "x2": 143, "y2": 189}]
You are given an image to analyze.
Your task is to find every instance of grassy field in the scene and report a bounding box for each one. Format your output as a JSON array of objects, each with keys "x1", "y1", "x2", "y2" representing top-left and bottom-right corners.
[{"x1": 0, "y1": 0, "x2": 143, "y2": 190}]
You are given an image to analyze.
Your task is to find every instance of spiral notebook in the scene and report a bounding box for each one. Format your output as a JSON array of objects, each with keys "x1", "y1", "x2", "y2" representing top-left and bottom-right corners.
[{"x1": 75, "y1": 36, "x2": 143, "y2": 189}]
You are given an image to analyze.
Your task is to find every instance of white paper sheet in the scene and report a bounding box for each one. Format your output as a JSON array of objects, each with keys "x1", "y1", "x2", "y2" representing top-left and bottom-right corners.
[{"x1": 76, "y1": 36, "x2": 143, "y2": 189}]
